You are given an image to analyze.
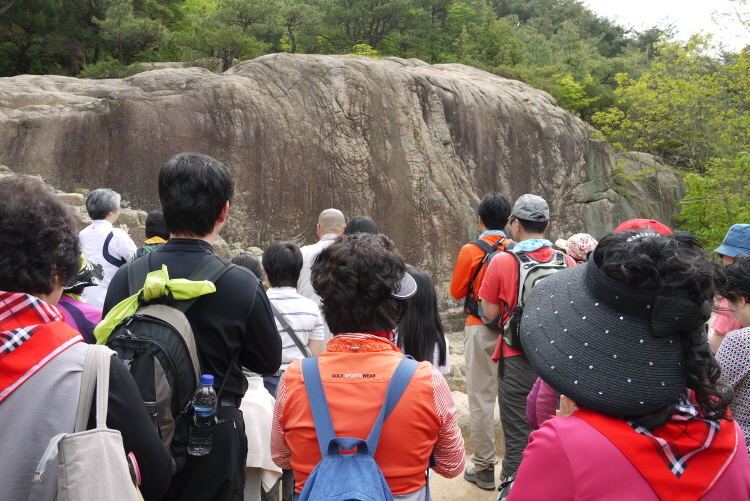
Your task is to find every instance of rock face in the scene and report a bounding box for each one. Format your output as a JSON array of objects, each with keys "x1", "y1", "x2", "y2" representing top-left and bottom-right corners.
[{"x1": 0, "y1": 54, "x2": 684, "y2": 303}]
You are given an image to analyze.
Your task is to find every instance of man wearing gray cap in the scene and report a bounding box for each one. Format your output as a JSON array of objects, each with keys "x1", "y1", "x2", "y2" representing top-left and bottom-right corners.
[{"x1": 477, "y1": 194, "x2": 574, "y2": 490}]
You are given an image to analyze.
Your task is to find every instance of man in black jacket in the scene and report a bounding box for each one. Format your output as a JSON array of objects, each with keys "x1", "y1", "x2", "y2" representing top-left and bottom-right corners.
[{"x1": 104, "y1": 152, "x2": 282, "y2": 501}]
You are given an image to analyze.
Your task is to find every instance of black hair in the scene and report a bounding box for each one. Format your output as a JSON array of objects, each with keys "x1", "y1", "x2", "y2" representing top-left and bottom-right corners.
[
  {"x1": 720, "y1": 256, "x2": 750, "y2": 303},
  {"x1": 517, "y1": 218, "x2": 549, "y2": 235},
  {"x1": 593, "y1": 230, "x2": 732, "y2": 428},
  {"x1": 262, "y1": 242, "x2": 303, "y2": 288},
  {"x1": 230, "y1": 252, "x2": 265, "y2": 282},
  {"x1": 158, "y1": 152, "x2": 234, "y2": 237},
  {"x1": 145, "y1": 210, "x2": 170, "y2": 240},
  {"x1": 477, "y1": 193, "x2": 511, "y2": 230},
  {"x1": 396, "y1": 269, "x2": 447, "y2": 367},
  {"x1": 344, "y1": 216, "x2": 379, "y2": 235},
  {"x1": 311, "y1": 233, "x2": 409, "y2": 334},
  {"x1": 85, "y1": 188, "x2": 120, "y2": 220},
  {"x1": 0, "y1": 178, "x2": 80, "y2": 295}
]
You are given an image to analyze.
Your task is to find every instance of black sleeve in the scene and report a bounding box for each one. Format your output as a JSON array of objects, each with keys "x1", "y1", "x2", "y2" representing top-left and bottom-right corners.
[
  {"x1": 240, "y1": 281, "x2": 282, "y2": 375},
  {"x1": 88, "y1": 355, "x2": 173, "y2": 500}
]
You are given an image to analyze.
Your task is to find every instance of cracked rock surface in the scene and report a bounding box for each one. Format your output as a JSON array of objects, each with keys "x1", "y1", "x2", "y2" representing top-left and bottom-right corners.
[{"x1": 0, "y1": 54, "x2": 683, "y2": 303}]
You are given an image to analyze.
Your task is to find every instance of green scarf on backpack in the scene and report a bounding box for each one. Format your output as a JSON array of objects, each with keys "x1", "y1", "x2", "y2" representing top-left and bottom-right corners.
[{"x1": 93, "y1": 264, "x2": 217, "y2": 344}]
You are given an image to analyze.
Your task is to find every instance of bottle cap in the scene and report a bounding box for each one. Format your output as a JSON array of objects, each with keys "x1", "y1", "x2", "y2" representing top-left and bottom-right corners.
[{"x1": 200, "y1": 374, "x2": 214, "y2": 386}]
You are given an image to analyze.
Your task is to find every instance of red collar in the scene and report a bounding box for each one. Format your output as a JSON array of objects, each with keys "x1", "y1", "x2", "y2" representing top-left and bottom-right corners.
[
  {"x1": 574, "y1": 400, "x2": 738, "y2": 501},
  {"x1": 0, "y1": 292, "x2": 82, "y2": 402}
]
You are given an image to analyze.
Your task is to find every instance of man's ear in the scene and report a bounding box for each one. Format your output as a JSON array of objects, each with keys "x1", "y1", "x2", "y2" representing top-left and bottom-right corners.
[{"x1": 217, "y1": 201, "x2": 230, "y2": 223}]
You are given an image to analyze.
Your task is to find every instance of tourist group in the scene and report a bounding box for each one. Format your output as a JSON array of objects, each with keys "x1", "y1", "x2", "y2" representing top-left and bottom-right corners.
[{"x1": 2, "y1": 152, "x2": 750, "y2": 501}]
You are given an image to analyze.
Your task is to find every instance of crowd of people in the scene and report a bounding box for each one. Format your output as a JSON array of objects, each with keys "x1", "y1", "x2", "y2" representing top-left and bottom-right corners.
[{"x1": 1, "y1": 151, "x2": 749, "y2": 501}]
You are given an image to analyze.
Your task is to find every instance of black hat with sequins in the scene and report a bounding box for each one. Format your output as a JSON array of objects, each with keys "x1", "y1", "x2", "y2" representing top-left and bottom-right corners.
[{"x1": 520, "y1": 259, "x2": 707, "y2": 417}]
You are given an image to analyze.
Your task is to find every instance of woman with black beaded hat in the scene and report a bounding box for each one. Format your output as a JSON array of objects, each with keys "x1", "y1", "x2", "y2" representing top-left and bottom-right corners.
[{"x1": 508, "y1": 231, "x2": 750, "y2": 500}]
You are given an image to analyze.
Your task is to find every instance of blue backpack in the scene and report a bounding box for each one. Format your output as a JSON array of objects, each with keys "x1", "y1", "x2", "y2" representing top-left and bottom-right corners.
[{"x1": 299, "y1": 356, "x2": 419, "y2": 501}]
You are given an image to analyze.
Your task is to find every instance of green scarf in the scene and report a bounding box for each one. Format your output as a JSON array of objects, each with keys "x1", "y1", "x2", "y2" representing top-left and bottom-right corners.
[{"x1": 94, "y1": 264, "x2": 217, "y2": 344}]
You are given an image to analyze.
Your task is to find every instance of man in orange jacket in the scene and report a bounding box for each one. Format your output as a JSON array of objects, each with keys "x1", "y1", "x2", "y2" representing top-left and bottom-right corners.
[
  {"x1": 272, "y1": 234, "x2": 465, "y2": 498},
  {"x1": 449, "y1": 193, "x2": 512, "y2": 490}
]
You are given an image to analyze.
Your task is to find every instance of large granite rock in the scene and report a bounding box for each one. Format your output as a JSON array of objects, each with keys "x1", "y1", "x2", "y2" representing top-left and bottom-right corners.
[{"x1": 0, "y1": 54, "x2": 684, "y2": 303}]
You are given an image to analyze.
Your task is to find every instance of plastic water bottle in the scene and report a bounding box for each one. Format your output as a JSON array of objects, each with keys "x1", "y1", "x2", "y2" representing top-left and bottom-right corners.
[{"x1": 187, "y1": 374, "x2": 217, "y2": 456}]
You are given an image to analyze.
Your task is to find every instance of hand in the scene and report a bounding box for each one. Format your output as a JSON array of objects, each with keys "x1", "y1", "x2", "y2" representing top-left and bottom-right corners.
[
  {"x1": 556, "y1": 395, "x2": 577, "y2": 417},
  {"x1": 119, "y1": 224, "x2": 129, "y2": 234}
]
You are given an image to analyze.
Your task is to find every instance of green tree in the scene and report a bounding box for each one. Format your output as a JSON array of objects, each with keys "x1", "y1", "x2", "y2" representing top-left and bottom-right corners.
[{"x1": 95, "y1": 0, "x2": 166, "y2": 64}]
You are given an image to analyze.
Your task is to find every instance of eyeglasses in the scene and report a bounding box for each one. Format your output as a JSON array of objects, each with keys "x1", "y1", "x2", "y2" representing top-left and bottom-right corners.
[{"x1": 508, "y1": 217, "x2": 517, "y2": 225}]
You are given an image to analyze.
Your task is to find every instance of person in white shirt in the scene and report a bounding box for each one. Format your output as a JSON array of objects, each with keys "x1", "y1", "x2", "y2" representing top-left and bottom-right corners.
[
  {"x1": 297, "y1": 208, "x2": 345, "y2": 342},
  {"x1": 79, "y1": 189, "x2": 137, "y2": 309},
  {"x1": 263, "y1": 240, "x2": 325, "y2": 501},
  {"x1": 265, "y1": 241, "x2": 325, "y2": 395}
]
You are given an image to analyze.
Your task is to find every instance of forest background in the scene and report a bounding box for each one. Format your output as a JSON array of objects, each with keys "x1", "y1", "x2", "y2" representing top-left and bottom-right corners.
[{"x1": 1, "y1": 0, "x2": 748, "y2": 249}]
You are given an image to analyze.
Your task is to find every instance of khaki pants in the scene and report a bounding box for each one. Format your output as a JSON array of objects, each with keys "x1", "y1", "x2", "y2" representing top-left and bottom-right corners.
[{"x1": 464, "y1": 323, "x2": 500, "y2": 470}]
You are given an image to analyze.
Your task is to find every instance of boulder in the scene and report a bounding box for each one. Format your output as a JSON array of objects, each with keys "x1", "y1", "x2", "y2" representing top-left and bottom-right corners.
[{"x1": 0, "y1": 54, "x2": 685, "y2": 304}]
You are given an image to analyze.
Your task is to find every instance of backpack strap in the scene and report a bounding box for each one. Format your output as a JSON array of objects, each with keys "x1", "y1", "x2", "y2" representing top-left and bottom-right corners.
[
  {"x1": 466, "y1": 239, "x2": 504, "y2": 299},
  {"x1": 177, "y1": 255, "x2": 235, "y2": 313},
  {"x1": 102, "y1": 231, "x2": 127, "y2": 268},
  {"x1": 127, "y1": 253, "x2": 235, "y2": 313},
  {"x1": 301, "y1": 356, "x2": 418, "y2": 458},
  {"x1": 128, "y1": 252, "x2": 153, "y2": 296},
  {"x1": 270, "y1": 302, "x2": 311, "y2": 358},
  {"x1": 470, "y1": 238, "x2": 493, "y2": 254}
]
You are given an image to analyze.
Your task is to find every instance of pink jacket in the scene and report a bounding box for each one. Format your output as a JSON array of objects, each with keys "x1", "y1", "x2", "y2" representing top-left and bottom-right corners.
[
  {"x1": 526, "y1": 377, "x2": 558, "y2": 429},
  {"x1": 509, "y1": 415, "x2": 750, "y2": 500}
]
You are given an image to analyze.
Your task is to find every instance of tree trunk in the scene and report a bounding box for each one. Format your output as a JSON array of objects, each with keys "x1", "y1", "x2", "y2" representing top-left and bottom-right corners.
[
  {"x1": 0, "y1": 0, "x2": 17, "y2": 16},
  {"x1": 288, "y1": 25, "x2": 297, "y2": 54}
]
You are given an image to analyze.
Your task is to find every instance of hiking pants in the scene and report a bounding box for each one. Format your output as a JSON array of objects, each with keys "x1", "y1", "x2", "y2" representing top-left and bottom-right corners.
[
  {"x1": 497, "y1": 355, "x2": 537, "y2": 479},
  {"x1": 161, "y1": 406, "x2": 247, "y2": 501},
  {"x1": 464, "y1": 323, "x2": 500, "y2": 470}
]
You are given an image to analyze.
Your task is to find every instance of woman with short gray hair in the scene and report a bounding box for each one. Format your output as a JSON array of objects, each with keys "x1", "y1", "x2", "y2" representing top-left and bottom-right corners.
[
  {"x1": 85, "y1": 188, "x2": 122, "y2": 220},
  {"x1": 79, "y1": 188, "x2": 137, "y2": 308}
]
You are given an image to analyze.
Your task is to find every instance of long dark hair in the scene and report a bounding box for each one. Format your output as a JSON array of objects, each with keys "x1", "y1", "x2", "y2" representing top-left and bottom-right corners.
[
  {"x1": 593, "y1": 231, "x2": 732, "y2": 429},
  {"x1": 396, "y1": 269, "x2": 447, "y2": 367}
]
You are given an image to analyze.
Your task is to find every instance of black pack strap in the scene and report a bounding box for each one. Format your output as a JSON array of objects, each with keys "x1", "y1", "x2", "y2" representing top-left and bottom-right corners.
[
  {"x1": 128, "y1": 252, "x2": 153, "y2": 297},
  {"x1": 127, "y1": 253, "x2": 235, "y2": 313},
  {"x1": 470, "y1": 238, "x2": 493, "y2": 254},
  {"x1": 270, "y1": 302, "x2": 311, "y2": 358},
  {"x1": 103, "y1": 231, "x2": 127, "y2": 268},
  {"x1": 466, "y1": 239, "x2": 503, "y2": 298},
  {"x1": 215, "y1": 349, "x2": 240, "y2": 402},
  {"x1": 177, "y1": 255, "x2": 236, "y2": 313}
]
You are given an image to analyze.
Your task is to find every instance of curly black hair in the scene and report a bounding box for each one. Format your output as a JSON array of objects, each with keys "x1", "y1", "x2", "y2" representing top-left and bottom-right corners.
[
  {"x1": 311, "y1": 233, "x2": 409, "y2": 334},
  {"x1": 593, "y1": 230, "x2": 732, "y2": 428},
  {"x1": 0, "y1": 177, "x2": 80, "y2": 296}
]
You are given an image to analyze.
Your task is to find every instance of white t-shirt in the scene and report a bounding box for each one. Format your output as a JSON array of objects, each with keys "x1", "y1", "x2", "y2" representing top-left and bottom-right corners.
[
  {"x1": 297, "y1": 233, "x2": 338, "y2": 341},
  {"x1": 79, "y1": 220, "x2": 137, "y2": 309},
  {"x1": 267, "y1": 287, "x2": 325, "y2": 370}
]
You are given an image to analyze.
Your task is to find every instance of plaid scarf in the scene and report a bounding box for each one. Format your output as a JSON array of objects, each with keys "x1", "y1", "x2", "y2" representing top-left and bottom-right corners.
[
  {"x1": 575, "y1": 392, "x2": 738, "y2": 501},
  {"x1": 0, "y1": 291, "x2": 83, "y2": 403}
]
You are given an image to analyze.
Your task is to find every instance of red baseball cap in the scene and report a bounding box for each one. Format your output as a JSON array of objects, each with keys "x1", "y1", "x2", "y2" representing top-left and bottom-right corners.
[{"x1": 614, "y1": 219, "x2": 672, "y2": 236}]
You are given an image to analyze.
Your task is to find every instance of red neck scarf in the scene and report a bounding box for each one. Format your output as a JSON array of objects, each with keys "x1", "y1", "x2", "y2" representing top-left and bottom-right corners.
[
  {"x1": 0, "y1": 291, "x2": 83, "y2": 403},
  {"x1": 575, "y1": 393, "x2": 738, "y2": 501}
]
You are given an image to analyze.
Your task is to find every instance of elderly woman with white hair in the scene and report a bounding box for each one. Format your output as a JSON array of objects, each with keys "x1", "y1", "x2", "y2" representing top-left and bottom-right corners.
[{"x1": 78, "y1": 188, "x2": 138, "y2": 308}]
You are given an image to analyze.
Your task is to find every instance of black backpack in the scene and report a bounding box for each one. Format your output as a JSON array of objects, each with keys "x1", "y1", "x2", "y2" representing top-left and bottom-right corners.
[
  {"x1": 106, "y1": 253, "x2": 235, "y2": 473},
  {"x1": 480, "y1": 248, "x2": 568, "y2": 351},
  {"x1": 464, "y1": 238, "x2": 514, "y2": 318}
]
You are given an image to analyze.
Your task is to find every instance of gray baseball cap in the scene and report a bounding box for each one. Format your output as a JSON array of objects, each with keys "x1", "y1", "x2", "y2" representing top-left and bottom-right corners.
[{"x1": 512, "y1": 194, "x2": 549, "y2": 222}]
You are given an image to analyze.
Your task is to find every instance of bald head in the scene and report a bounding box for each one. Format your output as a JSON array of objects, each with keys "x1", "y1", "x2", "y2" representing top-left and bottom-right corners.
[{"x1": 317, "y1": 208, "x2": 346, "y2": 236}]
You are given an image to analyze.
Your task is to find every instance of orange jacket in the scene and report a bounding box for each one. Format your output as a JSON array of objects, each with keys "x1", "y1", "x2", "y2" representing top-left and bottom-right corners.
[
  {"x1": 272, "y1": 334, "x2": 464, "y2": 494},
  {"x1": 450, "y1": 233, "x2": 508, "y2": 326}
]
